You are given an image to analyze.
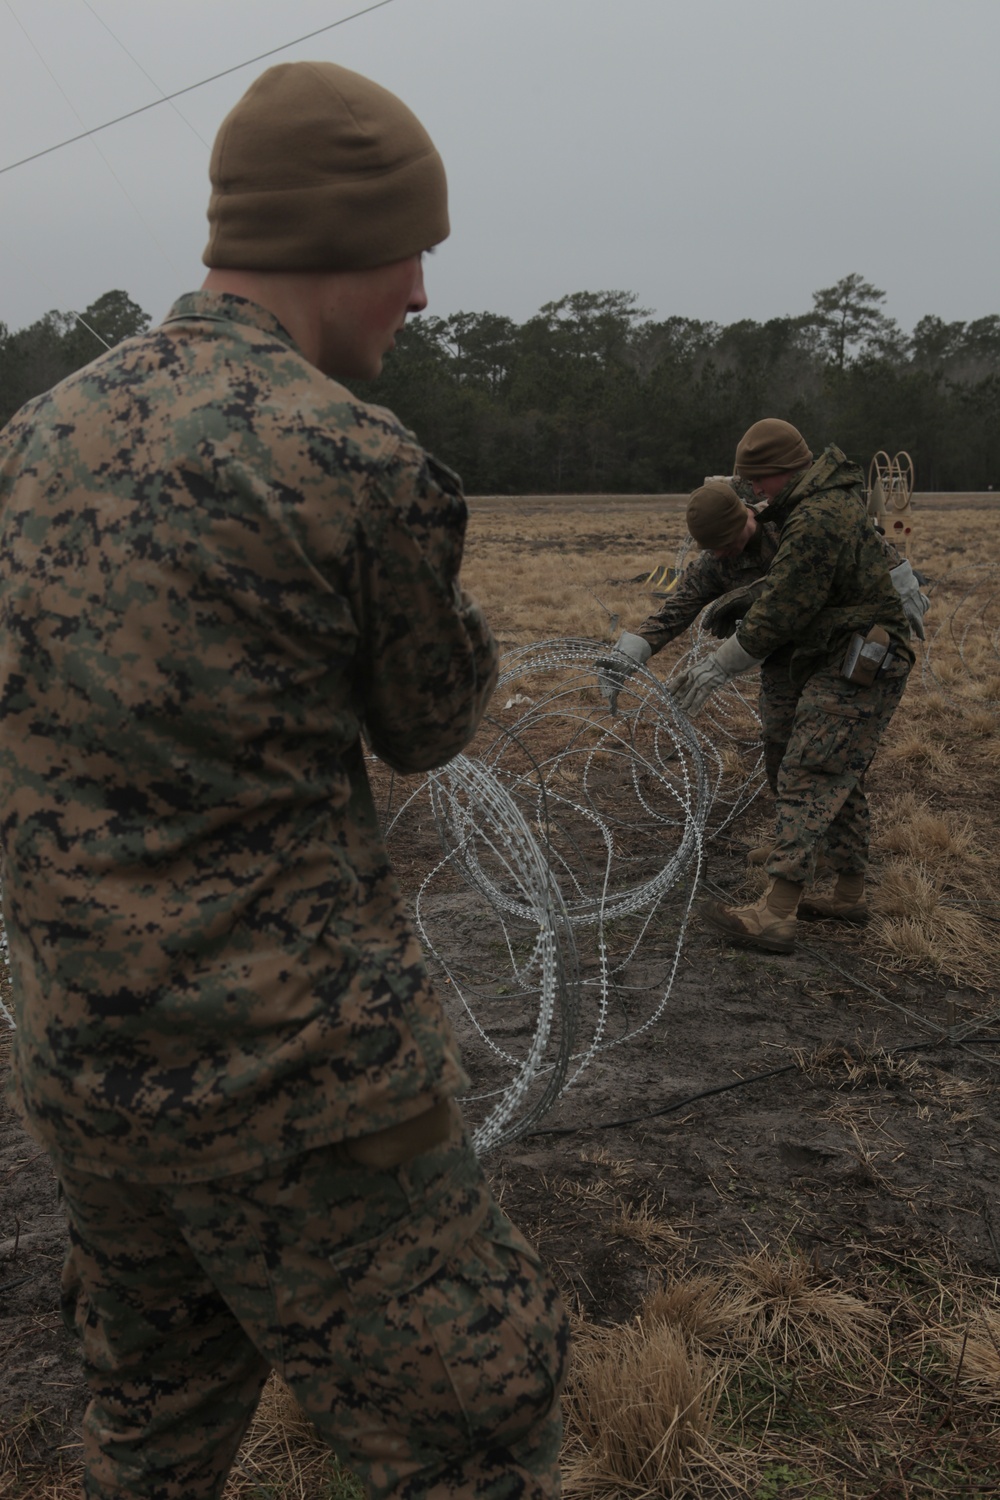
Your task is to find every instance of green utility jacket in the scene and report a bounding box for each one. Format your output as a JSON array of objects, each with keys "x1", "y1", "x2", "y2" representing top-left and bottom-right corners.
[
  {"x1": 735, "y1": 446, "x2": 913, "y2": 683},
  {"x1": 0, "y1": 292, "x2": 497, "y2": 1182}
]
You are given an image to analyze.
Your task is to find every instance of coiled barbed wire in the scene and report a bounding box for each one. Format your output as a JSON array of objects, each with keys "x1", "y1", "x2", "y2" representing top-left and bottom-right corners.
[
  {"x1": 922, "y1": 564, "x2": 1000, "y2": 716},
  {"x1": 0, "y1": 924, "x2": 11, "y2": 1029},
  {"x1": 377, "y1": 638, "x2": 767, "y2": 1149}
]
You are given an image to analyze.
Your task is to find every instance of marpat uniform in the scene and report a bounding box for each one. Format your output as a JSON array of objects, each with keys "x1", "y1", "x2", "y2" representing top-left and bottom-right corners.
[{"x1": 0, "y1": 61, "x2": 567, "y2": 1500}]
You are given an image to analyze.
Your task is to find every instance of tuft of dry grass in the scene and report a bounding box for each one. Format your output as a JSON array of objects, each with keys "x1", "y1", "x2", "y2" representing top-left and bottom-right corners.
[
  {"x1": 609, "y1": 1199, "x2": 688, "y2": 1254},
  {"x1": 875, "y1": 792, "x2": 976, "y2": 863},
  {"x1": 717, "y1": 744, "x2": 750, "y2": 780},
  {"x1": 727, "y1": 1245, "x2": 884, "y2": 1365},
  {"x1": 224, "y1": 1375, "x2": 363, "y2": 1499},
  {"x1": 936, "y1": 1307, "x2": 1000, "y2": 1402},
  {"x1": 882, "y1": 728, "x2": 954, "y2": 775},
  {"x1": 642, "y1": 1275, "x2": 749, "y2": 1349},
  {"x1": 977, "y1": 733, "x2": 1000, "y2": 767},
  {"x1": 918, "y1": 690, "x2": 957, "y2": 721},
  {"x1": 871, "y1": 860, "x2": 993, "y2": 983},
  {"x1": 560, "y1": 1314, "x2": 728, "y2": 1497},
  {"x1": 964, "y1": 706, "x2": 1000, "y2": 737}
]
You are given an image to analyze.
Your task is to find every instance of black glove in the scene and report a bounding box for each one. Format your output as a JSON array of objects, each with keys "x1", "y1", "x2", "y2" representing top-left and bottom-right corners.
[{"x1": 701, "y1": 580, "x2": 767, "y2": 639}]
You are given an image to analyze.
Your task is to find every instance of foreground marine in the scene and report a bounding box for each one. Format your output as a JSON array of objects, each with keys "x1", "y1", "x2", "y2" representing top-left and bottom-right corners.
[{"x1": 0, "y1": 59, "x2": 566, "y2": 1500}]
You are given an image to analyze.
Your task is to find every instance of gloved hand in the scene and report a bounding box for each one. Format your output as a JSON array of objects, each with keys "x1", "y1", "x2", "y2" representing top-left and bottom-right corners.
[
  {"x1": 889, "y1": 560, "x2": 930, "y2": 641},
  {"x1": 669, "y1": 634, "x2": 763, "y2": 717},
  {"x1": 595, "y1": 631, "x2": 651, "y2": 714},
  {"x1": 701, "y1": 580, "x2": 768, "y2": 639}
]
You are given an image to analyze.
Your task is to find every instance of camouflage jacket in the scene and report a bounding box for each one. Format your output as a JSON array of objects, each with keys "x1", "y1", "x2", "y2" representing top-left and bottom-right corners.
[
  {"x1": 0, "y1": 291, "x2": 498, "y2": 1182},
  {"x1": 636, "y1": 511, "x2": 780, "y2": 653},
  {"x1": 735, "y1": 446, "x2": 913, "y2": 682}
]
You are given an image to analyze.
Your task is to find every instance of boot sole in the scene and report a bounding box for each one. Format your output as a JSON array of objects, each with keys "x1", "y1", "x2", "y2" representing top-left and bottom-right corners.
[{"x1": 700, "y1": 901, "x2": 796, "y2": 954}]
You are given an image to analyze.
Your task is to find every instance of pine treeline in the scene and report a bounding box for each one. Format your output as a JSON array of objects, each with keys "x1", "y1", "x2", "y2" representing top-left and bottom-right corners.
[
  {"x1": 0, "y1": 290, "x2": 151, "y2": 428},
  {"x1": 364, "y1": 276, "x2": 1000, "y2": 493},
  {"x1": 1, "y1": 275, "x2": 997, "y2": 492}
]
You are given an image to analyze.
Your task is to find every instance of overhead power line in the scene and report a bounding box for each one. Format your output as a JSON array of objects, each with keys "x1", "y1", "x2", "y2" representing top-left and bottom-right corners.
[
  {"x1": 4, "y1": 0, "x2": 182, "y2": 283},
  {"x1": 80, "y1": 0, "x2": 210, "y2": 149},
  {"x1": 0, "y1": 0, "x2": 399, "y2": 179}
]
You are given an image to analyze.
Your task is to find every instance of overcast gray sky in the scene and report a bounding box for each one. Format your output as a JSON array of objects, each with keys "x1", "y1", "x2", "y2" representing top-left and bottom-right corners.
[{"x1": 1, "y1": 0, "x2": 996, "y2": 337}]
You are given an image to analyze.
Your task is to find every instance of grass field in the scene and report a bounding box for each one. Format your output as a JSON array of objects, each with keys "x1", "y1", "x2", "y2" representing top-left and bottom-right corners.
[{"x1": 2, "y1": 493, "x2": 998, "y2": 1499}]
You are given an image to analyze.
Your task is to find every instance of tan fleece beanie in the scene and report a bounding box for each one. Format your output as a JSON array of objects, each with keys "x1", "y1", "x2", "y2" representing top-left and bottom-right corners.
[
  {"x1": 734, "y1": 419, "x2": 813, "y2": 478},
  {"x1": 687, "y1": 482, "x2": 749, "y2": 549},
  {"x1": 203, "y1": 61, "x2": 449, "y2": 271}
]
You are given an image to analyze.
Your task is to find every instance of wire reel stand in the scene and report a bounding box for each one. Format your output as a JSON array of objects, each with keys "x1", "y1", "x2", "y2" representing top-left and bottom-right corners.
[{"x1": 868, "y1": 450, "x2": 915, "y2": 556}]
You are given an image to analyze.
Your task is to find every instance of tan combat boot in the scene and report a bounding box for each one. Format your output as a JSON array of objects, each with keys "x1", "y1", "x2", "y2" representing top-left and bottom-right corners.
[
  {"x1": 798, "y1": 872, "x2": 868, "y2": 925},
  {"x1": 700, "y1": 877, "x2": 802, "y2": 954}
]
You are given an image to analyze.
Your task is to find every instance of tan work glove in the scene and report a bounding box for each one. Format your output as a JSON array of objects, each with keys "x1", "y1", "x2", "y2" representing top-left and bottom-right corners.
[
  {"x1": 670, "y1": 634, "x2": 763, "y2": 717},
  {"x1": 595, "y1": 631, "x2": 652, "y2": 714}
]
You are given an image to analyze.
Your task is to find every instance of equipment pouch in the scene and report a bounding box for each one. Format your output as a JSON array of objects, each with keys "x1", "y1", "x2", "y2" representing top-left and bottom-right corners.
[{"x1": 841, "y1": 625, "x2": 891, "y2": 687}]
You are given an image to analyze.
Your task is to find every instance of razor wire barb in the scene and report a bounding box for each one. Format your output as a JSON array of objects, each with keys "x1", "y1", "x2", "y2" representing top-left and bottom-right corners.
[{"x1": 922, "y1": 562, "x2": 1000, "y2": 716}]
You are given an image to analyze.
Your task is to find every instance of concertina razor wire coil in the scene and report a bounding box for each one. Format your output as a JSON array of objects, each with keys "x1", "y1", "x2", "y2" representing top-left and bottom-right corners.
[
  {"x1": 377, "y1": 636, "x2": 767, "y2": 1152},
  {"x1": 921, "y1": 563, "x2": 1000, "y2": 717}
]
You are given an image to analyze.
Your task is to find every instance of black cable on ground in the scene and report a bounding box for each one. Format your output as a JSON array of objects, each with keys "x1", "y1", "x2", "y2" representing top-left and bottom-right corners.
[
  {"x1": 523, "y1": 1062, "x2": 797, "y2": 1137},
  {"x1": 519, "y1": 1035, "x2": 1000, "y2": 1140}
]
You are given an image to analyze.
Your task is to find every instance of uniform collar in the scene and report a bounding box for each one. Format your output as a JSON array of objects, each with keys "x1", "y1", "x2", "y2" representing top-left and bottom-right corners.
[{"x1": 162, "y1": 291, "x2": 305, "y2": 358}]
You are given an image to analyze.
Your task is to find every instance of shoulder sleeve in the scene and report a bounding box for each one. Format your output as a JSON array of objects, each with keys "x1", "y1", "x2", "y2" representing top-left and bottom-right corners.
[
  {"x1": 346, "y1": 442, "x2": 499, "y2": 774},
  {"x1": 735, "y1": 503, "x2": 844, "y2": 659},
  {"x1": 879, "y1": 534, "x2": 903, "y2": 567}
]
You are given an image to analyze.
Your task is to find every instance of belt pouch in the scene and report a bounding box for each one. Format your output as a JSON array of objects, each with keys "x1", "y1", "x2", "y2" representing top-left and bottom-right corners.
[{"x1": 842, "y1": 624, "x2": 890, "y2": 686}]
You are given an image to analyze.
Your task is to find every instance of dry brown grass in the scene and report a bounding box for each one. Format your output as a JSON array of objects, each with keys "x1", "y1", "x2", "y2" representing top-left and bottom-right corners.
[
  {"x1": 937, "y1": 1306, "x2": 1000, "y2": 1402},
  {"x1": 882, "y1": 728, "x2": 955, "y2": 776},
  {"x1": 871, "y1": 861, "x2": 994, "y2": 984},
  {"x1": 643, "y1": 1274, "x2": 750, "y2": 1348},
  {"x1": 560, "y1": 1313, "x2": 732, "y2": 1497},
  {"x1": 463, "y1": 497, "x2": 687, "y2": 648},
  {"x1": 875, "y1": 793, "x2": 977, "y2": 864},
  {"x1": 727, "y1": 1245, "x2": 884, "y2": 1365},
  {"x1": 223, "y1": 1377, "x2": 363, "y2": 1498},
  {"x1": 558, "y1": 1210, "x2": 1000, "y2": 1497}
]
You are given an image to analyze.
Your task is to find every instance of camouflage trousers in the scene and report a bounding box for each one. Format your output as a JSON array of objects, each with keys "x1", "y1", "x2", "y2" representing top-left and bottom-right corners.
[
  {"x1": 757, "y1": 658, "x2": 797, "y2": 796},
  {"x1": 762, "y1": 655, "x2": 911, "y2": 885},
  {"x1": 56, "y1": 1104, "x2": 568, "y2": 1500}
]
